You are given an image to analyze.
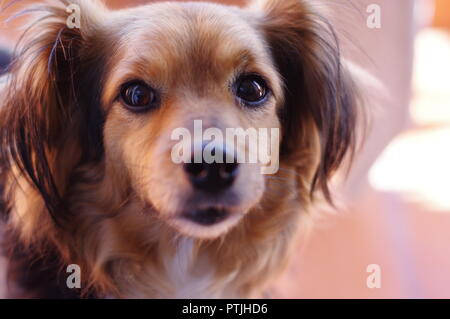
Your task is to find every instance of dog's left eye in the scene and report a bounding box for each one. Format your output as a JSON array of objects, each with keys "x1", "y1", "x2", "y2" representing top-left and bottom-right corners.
[
  {"x1": 235, "y1": 75, "x2": 269, "y2": 106},
  {"x1": 120, "y1": 81, "x2": 158, "y2": 112}
]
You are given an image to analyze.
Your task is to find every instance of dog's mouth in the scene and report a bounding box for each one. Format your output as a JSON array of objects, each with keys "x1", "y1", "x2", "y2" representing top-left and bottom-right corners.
[
  {"x1": 166, "y1": 205, "x2": 245, "y2": 239},
  {"x1": 182, "y1": 207, "x2": 230, "y2": 226}
]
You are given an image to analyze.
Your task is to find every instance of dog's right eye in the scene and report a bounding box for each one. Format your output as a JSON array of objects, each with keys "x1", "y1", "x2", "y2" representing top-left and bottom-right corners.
[{"x1": 120, "y1": 81, "x2": 158, "y2": 112}]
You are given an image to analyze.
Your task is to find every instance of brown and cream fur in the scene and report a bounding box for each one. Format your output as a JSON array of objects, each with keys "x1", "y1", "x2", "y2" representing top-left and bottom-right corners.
[{"x1": 0, "y1": 0, "x2": 358, "y2": 298}]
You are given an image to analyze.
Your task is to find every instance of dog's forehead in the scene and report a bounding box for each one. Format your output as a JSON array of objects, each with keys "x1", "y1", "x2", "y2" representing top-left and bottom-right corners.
[
  {"x1": 108, "y1": 2, "x2": 272, "y2": 82},
  {"x1": 119, "y1": 2, "x2": 262, "y2": 46}
]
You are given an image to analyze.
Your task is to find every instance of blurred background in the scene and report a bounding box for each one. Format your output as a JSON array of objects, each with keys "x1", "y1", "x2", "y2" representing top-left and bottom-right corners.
[{"x1": 1, "y1": 0, "x2": 449, "y2": 298}]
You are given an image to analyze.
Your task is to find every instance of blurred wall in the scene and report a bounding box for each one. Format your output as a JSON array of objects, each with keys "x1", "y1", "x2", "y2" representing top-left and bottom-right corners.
[{"x1": 434, "y1": 0, "x2": 450, "y2": 28}]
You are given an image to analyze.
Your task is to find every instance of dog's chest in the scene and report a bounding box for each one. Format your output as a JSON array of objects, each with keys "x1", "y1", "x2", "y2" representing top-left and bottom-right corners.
[
  {"x1": 164, "y1": 238, "x2": 236, "y2": 298},
  {"x1": 164, "y1": 238, "x2": 213, "y2": 298}
]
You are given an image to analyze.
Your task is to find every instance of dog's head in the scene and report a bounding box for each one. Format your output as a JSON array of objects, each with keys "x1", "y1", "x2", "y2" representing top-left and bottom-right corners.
[{"x1": 1, "y1": 0, "x2": 357, "y2": 240}]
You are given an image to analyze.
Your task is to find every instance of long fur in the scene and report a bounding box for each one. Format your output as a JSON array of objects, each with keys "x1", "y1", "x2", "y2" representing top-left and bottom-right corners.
[{"x1": 0, "y1": 0, "x2": 358, "y2": 298}]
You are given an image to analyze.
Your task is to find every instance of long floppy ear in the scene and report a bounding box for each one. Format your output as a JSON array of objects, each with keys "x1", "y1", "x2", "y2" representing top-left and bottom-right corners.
[
  {"x1": 0, "y1": 0, "x2": 108, "y2": 224},
  {"x1": 249, "y1": 0, "x2": 359, "y2": 201}
]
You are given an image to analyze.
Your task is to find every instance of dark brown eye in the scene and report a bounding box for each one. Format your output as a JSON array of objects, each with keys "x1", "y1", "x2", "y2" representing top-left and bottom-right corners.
[
  {"x1": 235, "y1": 75, "x2": 268, "y2": 106},
  {"x1": 121, "y1": 81, "x2": 158, "y2": 112}
]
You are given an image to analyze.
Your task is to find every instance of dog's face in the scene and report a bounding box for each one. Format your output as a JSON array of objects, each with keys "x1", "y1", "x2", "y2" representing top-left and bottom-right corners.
[
  {"x1": 101, "y1": 3, "x2": 283, "y2": 238},
  {"x1": 1, "y1": 0, "x2": 357, "y2": 241}
]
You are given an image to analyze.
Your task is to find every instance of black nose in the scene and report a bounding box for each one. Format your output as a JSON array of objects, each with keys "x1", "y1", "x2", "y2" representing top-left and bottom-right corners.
[{"x1": 184, "y1": 148, "x2": 239, "y2": 193}]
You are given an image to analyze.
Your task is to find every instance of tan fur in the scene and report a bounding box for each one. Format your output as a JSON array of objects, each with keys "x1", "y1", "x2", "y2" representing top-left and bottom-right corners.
[{"x1": 0, "y1": 0, "x2": 358, "y2": 298}]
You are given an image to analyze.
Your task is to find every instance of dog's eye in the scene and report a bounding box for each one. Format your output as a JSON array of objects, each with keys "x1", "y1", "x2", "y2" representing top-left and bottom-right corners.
[
  {"x1": 235, "y1": 75, "x2": 268, "y2": 106},
  {"x1": 121, "y1": 81, "x2": 158, "y2": 112}
]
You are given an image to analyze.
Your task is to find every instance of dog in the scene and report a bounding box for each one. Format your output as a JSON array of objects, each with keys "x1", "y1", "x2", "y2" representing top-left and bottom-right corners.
[{"x1": 0, "y1": 0, "x2": 358, "y2": 298}]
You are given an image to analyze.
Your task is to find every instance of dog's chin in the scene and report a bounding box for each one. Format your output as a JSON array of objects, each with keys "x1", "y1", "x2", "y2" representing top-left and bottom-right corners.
[{"x1": 166, "y1": 208, "x2": 246, "y2": 240}]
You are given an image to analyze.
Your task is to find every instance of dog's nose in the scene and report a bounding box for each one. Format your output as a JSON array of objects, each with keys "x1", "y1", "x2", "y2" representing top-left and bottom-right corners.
[{"x1": 184, "y1": 149, "x2": 239, "y2": 193}]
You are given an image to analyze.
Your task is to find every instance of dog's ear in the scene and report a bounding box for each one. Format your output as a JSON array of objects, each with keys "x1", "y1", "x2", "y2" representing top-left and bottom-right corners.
[
  {"x1": 249, "y1": 0, "x2": 358, "y2": 201},
  {"x1": 0, "y1": 0, "x2": 108, "y2": 224}
]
